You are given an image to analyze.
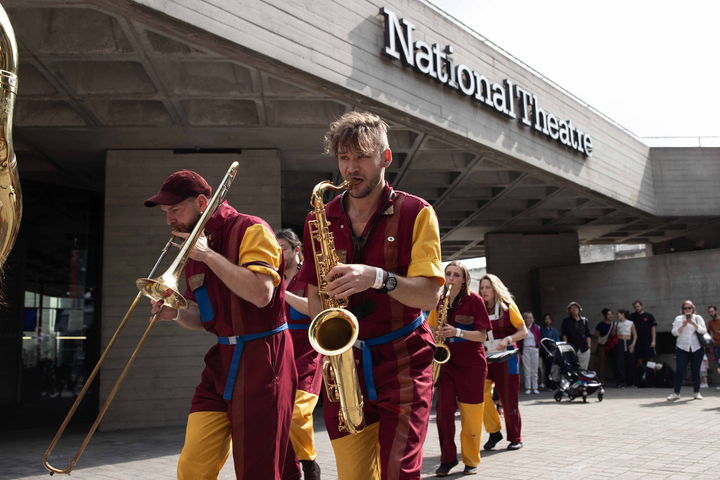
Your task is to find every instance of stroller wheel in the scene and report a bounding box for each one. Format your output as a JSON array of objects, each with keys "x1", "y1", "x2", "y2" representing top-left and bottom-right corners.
[
  {"x1": 568, "y1": 395, "x2": 575, "y2": 401},
  {"x1": 554, "y1": 391, "x2": 562, "y2": 402},
  {"x1": 598, "y1": 389, "x2": 604, "y2": 402},
  {"x1": 582, "y1": 394, "x2": 588, "y2": 403}
]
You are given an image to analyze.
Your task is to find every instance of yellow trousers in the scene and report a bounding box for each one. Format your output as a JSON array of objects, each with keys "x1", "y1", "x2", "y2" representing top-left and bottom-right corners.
[
  {"x1": 458, "y1": 402, "x2": 484, "y2": 467},
  {"x1": 483, "y1": 380, "x2": 501, "y2": 434},
  {"x1": 331, "y1": 422, "x2": 382, "y2": 480},
  {"x1": 289, "y1": 389, "x2": 319, "y2": 461},
  {"x1": 177, "y1": 411, "x2": 232, "y2": 480}
]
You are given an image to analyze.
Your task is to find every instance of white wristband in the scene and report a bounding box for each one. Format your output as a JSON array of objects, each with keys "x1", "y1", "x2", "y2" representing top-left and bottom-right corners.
[
  {"x1": 373, "y1": 268, "x2": 385, "y2": 289},
  {"x1": 172, "y1": 309, "x2": 182, "y2": 322},
  {"x1": 456, "y1": 329, "x2": 464, "y2": 338},
  {"x1": 506, "y1": 336, "x2": 512, "y2": 344}
]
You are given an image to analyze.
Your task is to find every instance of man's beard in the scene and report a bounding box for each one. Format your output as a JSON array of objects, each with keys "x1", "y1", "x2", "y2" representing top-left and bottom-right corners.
[
  {"x1": 182, "y1": 211, "x2": 202, "y2": 233},
  {"x1": 348, "y1": 170, "x2": 382, "y2": 199},
  {"x1": 284, "y1": 255, "x2": 297, "y2": 271}
]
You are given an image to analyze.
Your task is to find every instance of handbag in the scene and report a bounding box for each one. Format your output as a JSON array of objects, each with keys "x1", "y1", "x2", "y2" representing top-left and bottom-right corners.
[
  {"x1": 692, "y1": 315, "x2": 711, "y2": 348},
  {"x1": 696, "y1": 331, "x2": 711, "y2": 348},
  {"x1": 606, "y1": 330, "x2": 619, "y2": 353},
  {"x1": 598, "y1": 322, "x2": 613, "y2": 345}
]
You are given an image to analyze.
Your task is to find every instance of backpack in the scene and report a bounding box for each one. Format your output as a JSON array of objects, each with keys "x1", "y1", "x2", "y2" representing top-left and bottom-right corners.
[
  {"x1": 635, "y1": 365, "x2": 655, "y2": 388},
  {"x1": 654, "y1": 364, "x2": 675, "y2": 388}
]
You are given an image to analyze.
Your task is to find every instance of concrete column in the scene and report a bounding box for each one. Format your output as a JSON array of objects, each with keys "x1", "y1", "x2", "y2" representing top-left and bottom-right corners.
[
  {"x1": 485, "y1": 232, "x2": 580, "y2": 319},
  {"x1": 100, "y1": 149, "x2": 280, "y2": 430}
]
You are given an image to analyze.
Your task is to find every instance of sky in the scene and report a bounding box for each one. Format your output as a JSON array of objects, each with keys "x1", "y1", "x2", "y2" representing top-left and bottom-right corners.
[{"x1": 431, "y1": 0, "x2": 720, "y2": 146}]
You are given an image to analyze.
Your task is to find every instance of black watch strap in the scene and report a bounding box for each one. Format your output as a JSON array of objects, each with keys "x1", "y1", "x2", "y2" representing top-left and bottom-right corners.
[{"x1": 377, "y1": 271, "x2": 397, "y2": 294}]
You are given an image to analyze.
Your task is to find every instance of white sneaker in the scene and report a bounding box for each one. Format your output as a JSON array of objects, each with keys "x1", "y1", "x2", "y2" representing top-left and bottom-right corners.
[
  {"x1": 532, "y1": 389, "x2": 540, "y2": 395},
  {"x1": 716, "y1": 386, "x2": 720, "y2": 390},
  {"x1": 667, "y1": 393, "x2": 680, "y2": 401},
  {"x1": 539, "y1": 384, "x2": 546, "y2": 389},
  {"x1": 694, "y1": 392, "x2": 703, "y2": 400},
  {"x1": 700, "y1": 383, "x2": 709, "y2": 388},
  {"x1": 524, "y1": 389, "x2": 531, "y2": 395}
]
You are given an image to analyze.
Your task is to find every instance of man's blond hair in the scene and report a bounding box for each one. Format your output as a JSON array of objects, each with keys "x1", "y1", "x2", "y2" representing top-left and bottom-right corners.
[{"x1": 324, "y1": 111, "x2": 389, "y2": 157}]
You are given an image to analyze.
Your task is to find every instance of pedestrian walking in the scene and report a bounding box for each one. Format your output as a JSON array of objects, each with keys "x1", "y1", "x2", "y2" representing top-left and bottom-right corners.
[{"x1": 667, "y1": 300, "x2": 708, "y2": 401}]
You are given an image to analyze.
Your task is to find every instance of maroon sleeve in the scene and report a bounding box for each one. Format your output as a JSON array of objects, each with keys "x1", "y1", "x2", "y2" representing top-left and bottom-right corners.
[
  {"x1": 472, "y1": 293, "x2": 492, "y2": 332},
  {"x1": 297, "y1": 211, "x2": 318, "y2": 286}
]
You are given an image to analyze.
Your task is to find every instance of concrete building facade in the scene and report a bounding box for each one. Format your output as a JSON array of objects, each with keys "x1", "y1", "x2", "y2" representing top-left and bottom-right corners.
[{"x1": 2, "y1": 0, "x2": 719, "y2": 430}]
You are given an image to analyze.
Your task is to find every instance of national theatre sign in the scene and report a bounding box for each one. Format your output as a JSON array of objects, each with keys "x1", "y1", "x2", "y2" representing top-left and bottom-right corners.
[{"x1": 380, "y1": 7, "x2": 594, "y2": 157}]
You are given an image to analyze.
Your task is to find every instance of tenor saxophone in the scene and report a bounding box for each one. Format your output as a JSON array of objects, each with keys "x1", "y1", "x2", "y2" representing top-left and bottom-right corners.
[
  {"x1": 0, "y1": 3, "x2": 20, "y2": 268},
  {"x1": 431, "y1": 285, "x2": 452, "y2": 386},
  {"x1": 307, "y1": 179, "x2": 365, "y2": 435}
]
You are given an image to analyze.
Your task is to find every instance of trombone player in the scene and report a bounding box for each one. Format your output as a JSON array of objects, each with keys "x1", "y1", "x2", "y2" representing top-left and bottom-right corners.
[
  {"x1": 145, "y1": 170, "x2": 300, "y2": 480},
  {"x1": 297, "y1": 112, "x2": 444, "y2": 480}
]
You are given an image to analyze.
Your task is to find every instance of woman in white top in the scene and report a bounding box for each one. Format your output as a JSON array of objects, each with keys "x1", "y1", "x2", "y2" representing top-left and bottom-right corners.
[
  {"x1": 667, "y1": 300, "x2": 708, "y2": 401},
  {"x1": 614, "y1": 309, "x2": 636, "y2": 388}
]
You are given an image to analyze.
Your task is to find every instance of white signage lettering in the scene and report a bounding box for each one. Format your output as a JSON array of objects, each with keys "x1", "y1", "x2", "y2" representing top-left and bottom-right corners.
[{"x1": 380, "y1": 7, "x2": 594, "y2": 157}]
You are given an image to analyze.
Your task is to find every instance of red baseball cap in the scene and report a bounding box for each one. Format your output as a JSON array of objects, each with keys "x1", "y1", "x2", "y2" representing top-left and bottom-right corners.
[{"x1": 144, "y1": 170, "x2": 212, "y2": 207}]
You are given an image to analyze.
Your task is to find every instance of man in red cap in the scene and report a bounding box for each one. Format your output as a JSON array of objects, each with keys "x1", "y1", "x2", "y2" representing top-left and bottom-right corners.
[{"x1": 145, "y1": 169, "x2": 300, "y2": 480}]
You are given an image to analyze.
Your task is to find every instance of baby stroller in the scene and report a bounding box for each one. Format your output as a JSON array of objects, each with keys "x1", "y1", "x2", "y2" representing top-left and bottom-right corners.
[{"x1": 541, "y1": 337, "x2": 604, "y2": 403}]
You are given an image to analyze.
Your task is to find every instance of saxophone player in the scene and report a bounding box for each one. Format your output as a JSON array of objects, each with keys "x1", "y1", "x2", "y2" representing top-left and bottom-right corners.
[
  {"x1": 145, "y1": 171, "x2": 300, "y2": 480},
  {"x1": 297, "y1": 112, "x2": 444, "y2": 480},
  {"x1": 427, "y1": 261, "x2": 492, "y2": 476}
]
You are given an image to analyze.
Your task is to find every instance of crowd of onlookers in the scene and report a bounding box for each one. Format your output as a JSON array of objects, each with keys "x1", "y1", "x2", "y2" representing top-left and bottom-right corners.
[{"x1": 517, "y1": 300, "x2": 720, "y2": 401}]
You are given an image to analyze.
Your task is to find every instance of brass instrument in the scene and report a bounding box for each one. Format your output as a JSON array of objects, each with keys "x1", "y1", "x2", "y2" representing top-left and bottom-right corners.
[
  {"x1": 307, "y1": 179, "x2": 365, "y2": 435},
  {"x1": 43, "y1": 162, "x2": 239, "y2": 475},
  {"x1": 0, "y1": 3, "x2": 20, "y2": 267},
  {"x1": 432, "y1": 285, "x2": 452, "y2": 386}
]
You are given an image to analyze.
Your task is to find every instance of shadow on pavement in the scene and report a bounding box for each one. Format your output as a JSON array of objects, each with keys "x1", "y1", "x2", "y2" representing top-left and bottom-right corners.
[{"x1": 0, "y1": 423, "x2": 186, "y2": 479}]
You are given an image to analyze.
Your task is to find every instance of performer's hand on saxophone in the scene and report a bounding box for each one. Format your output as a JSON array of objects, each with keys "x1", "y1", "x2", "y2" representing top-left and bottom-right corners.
[{"x1": 324, "y1": 263, "x2": 381, "y2": 299}]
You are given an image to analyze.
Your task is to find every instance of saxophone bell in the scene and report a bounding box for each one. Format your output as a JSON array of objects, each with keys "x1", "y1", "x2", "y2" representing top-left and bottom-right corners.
[{"x1": 309, "y1": 307, "x2": 365, "y2": 434}]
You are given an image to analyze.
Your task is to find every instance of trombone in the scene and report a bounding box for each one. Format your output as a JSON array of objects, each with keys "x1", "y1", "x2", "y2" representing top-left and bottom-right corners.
[{"x1": 43, "y1": 162, "x2": 239, "y2": 475}]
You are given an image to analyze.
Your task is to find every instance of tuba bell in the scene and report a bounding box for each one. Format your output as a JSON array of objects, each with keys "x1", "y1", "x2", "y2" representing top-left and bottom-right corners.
[{"x1": 0, "y1": 3, "x2": 20, "y2": 268}]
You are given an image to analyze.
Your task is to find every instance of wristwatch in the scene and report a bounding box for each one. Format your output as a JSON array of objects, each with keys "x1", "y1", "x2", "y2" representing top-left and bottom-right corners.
[{"x1": 377, "y1": 271, "x2": 397, "y2": 294}]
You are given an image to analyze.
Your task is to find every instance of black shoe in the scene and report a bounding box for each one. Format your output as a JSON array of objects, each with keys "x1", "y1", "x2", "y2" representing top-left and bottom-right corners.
[
  {"x1": 300, "y1": 459, "x2": 321, "y2": 480},
  {"x1": 483, "y1": 431, "x2": 503, "y2": 450},
  {"x1": 463, "y1": 465, "x2": 478, "y2": 475},
  {"x1": 435, "y1": 459, "x2": 459, "y2": 476},
  {"x1": 507, "y1": 441, "x2": 523, "y2": 450}
]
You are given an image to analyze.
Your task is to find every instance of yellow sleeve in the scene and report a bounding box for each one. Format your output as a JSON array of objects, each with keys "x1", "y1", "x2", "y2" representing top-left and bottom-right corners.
[
  {"x1": 508, "y1": 303, "x2": 524, "y2": 329},
  {"x1": 407, "y1": 205, "x2": 444, "y2": 285},
  {"x1": 238, "y1": 223, "x2": 282, "y2": 287},
  {"x1": 427, "y1": 309, "x2": 438, "y2": 329}
]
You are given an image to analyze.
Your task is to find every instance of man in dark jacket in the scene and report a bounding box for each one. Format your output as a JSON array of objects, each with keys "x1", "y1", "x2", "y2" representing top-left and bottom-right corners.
[{"x1": 561, "y1": 301, "x2": 592, "y2": 370}]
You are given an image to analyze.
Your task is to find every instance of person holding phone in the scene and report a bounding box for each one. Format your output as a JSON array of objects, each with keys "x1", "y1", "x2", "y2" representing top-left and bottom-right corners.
[{"x1": 667, "y1": 300, "x2": 708, "y2": 401}]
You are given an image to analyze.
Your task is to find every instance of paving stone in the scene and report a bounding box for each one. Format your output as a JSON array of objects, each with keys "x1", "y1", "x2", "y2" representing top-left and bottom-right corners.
[{"x1": 1, "y1": 387, "x2": 719, "y2": 479}]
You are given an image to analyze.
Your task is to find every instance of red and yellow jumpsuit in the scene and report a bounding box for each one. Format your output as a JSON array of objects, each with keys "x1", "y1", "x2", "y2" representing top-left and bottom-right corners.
[
  {"x1": 428, "y1": 292, "x2": 491, "y2": 467},
  {"x1": 284, "y1": 272, "x2": 323, "y2": 462},
  {"x1": 483, "y1": 303, "x2": 524, "y2": 445},
  {"x1": 298, "y1": 182, "x2": 444, "y2": 480},
  {"x1": 177, "y1": 202, "x2": 300, "y2": 480}
]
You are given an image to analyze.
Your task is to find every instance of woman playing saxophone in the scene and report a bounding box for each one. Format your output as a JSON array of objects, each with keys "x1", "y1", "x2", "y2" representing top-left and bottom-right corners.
[{"x1": 427, "y1": 261, "x2": 491, "y2": 476}]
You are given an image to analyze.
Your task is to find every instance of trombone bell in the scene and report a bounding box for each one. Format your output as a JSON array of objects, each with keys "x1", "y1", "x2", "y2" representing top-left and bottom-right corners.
[{"x1": 135, "y1": 273, "x2": 187, "y2": 309}]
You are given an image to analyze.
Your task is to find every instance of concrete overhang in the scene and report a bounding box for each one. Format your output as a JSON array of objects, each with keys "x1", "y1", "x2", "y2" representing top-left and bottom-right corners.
[{"x1": 8, "y1": 0, "x2": 719, "y2": 260}]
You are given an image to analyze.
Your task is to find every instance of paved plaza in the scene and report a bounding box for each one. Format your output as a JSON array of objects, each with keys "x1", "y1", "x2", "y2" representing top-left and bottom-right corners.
[{"x1": 2, "y1": 386, "x2": 720, "y2": 480}]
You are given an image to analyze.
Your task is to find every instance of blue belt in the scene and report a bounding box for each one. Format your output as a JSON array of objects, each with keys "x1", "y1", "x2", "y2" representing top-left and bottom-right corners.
[
  {"x1": 288, "y1": 323, "x2": 311, "y2": 330},
  {"x1": 353, "y1": 315, "x2": 425, "y2": 402},
  {"x1": 446, "y1": 337, "x2": 467, "y2": 343},
  {"x1": 218, "y1": 323, "x2": 289, "y2": 400}
]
